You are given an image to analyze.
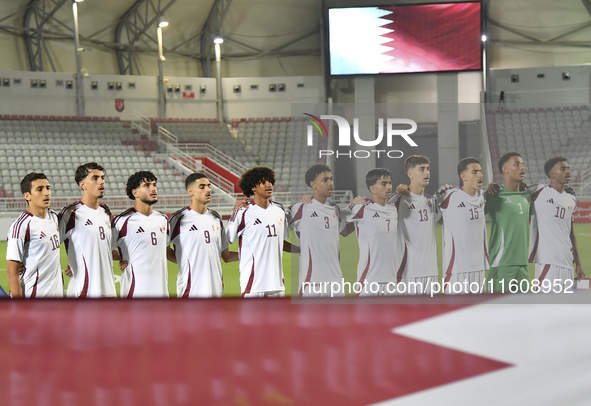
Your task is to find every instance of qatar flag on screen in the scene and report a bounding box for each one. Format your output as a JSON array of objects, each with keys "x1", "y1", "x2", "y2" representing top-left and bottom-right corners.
[{"x1": 329, "y1": 2, "x2": 482, "y2": 75}]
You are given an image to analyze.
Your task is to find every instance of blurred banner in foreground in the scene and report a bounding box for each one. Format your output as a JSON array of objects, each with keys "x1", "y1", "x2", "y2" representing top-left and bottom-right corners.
[{"x1": 0, "y1": 299, "x2": 508, "y2": 406}]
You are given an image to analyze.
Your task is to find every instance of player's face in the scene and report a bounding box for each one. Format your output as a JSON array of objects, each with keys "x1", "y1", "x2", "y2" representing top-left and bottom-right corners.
[
  {"x1": 408, "y1": 164, "x2": 430, "y2": 186},
  {"x1": 370, "y1": 176, "x2": 392, "y2": 200},
  {"x1": 135, "y1": 179, "x2": 158, "y2": 205},
  {"x1": 503, "y1": 155, "x2": 525, "y2": 182},
  {"x1": 25, "y1": 179, "x2": 51, "y2": 210},
  {"x1": 549, "y1": 161, "x2": 571, "y2": 185},
  {"x1": 461, "y1": 163, "x2": 483, "y2": 190},
  {"x1": 80, "y1": 169, "x2": 105, "y2": 199},
  {"x1": 188, "y1": 178, "x2": 211, "y2": 204},
  {"x1": 311, "y1": 171, "x2": 334, "y2": 198},
  {"x1": 252, "y1": 179, "x2": 273, "y2": 199}
]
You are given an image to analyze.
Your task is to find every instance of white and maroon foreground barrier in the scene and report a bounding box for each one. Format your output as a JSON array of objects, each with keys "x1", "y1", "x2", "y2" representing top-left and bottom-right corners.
[{"x1": 0, "y1": 299, "x2": 508, "y2": 405}]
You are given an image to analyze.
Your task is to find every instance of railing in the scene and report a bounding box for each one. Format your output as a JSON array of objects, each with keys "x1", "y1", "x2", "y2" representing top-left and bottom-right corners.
[
  {"x1": 177, "y1": 143, "x2": 247, "y2": 177},
  {"x1": 131, "y1": 110, "x2": 152, "y2": 139},
  {"x1": 158, "y1": 126, "x2": 178, "y2": 144},
  {"x1": 0, "y1": 191, "x2": 354, "y2": 213},
  {"x1": 163, "y1": 142, "x2": 235, "y2": 194}
]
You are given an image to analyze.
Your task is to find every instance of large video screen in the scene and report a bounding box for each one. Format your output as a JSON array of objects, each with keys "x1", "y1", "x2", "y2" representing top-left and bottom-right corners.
[{"x1": 328, "y1": 2, "x2": 482, "y2": 76}]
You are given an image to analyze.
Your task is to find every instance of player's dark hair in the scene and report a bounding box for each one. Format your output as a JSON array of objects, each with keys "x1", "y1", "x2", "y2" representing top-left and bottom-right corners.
[
  {"x1": 366, "y1": 168, "x2": 392, "y2": 190},
  {"x1": 305, "y1": 164, "x2": 331, "y2": 188},
  {"x1": 75, "y1": 162, "x2": 105, "y2": 186},
  {"x1": 185, "y1": 172, "x2": 208, "y2": 189},
  {"x1": 238, "y1": 166, "x2": 275, "y2": 197},
  {"x1": 544, "y1": 156, "x2": 568, "y2": 178},
  {"x1": 21, "y1": 172, "x2": 48, "y2": 194},
  {"x1": 126, "y1": 171, "x2": 157, "y2": 200},
  {"x1": 498, "y1": 151, "x2": 521, "y2": 174},
  {"x1": 457, "y1": 157, "x2": 480, "y2": 186},
  {"x1": 404, "y1": 155, "x2": 430, "y2": 172}
]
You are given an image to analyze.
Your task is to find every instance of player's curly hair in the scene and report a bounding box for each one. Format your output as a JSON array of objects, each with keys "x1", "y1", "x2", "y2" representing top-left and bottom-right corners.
[
  {"x1": 366, "y1": 168, "x2": 392, "y2": 190},
  {"x1": 498, "y1": 151, "x2": 521, "y2": 174},
  {"x1": 304, "y1": 164, "x2": 331, "y2": 188},
  {"x1": 126, "y1": 171, "x2": 157, "y2": 200},
  {"x1": 75, "y1": 162, "x2": 105, "y2": 186},
  {"x1": 238, "y1": 166, "x2": 275, "y2": 197},
  {"x1": 544, "y1": 156, "x2": 568, "y2": 178},
  {"x1": 21, "y1": 172, "x2": 48, "y2": 194}
]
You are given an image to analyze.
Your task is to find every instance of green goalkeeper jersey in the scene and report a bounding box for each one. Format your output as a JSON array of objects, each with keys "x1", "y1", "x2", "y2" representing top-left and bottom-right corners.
[{"x1": 485, "y1": 184, "x2": 532, "y2": 267}]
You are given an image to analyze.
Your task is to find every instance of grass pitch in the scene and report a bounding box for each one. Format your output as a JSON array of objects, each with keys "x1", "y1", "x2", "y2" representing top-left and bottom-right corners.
[{"x1": 0, "y1": 224, "x2": 589, "y2": 297}]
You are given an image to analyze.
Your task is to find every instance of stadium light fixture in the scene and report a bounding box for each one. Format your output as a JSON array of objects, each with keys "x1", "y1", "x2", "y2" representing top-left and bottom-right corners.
[
  {"x1": 481, "y1": 34, "x2": 487, "y2": 42},
  {"x1": 214, "y1": 37, "x2": 224, "y2": 44},
  {"x1": 75, "y1": 0, "x2": 84, "y2": 3},
  {"x1": 158, "y1": 16, "x2": 169, "y2": 28}
]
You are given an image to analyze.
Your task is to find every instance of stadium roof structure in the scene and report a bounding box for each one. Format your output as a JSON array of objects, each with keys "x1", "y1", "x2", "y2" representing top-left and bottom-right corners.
[{"x1": 0, "y1": 0, "x2": 590, "y2": 75}]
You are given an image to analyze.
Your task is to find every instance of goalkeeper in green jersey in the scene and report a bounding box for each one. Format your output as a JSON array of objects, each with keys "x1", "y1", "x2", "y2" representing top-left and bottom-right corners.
[{"x1": 485, "y1": 152, "x2": 531, "y2": 293}]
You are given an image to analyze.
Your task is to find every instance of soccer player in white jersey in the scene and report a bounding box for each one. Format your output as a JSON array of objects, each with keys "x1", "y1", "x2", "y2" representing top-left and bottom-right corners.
[
  {"x1": 390, "y1": 155, "x2": 441, "y2": 294},
  {"x1": 112, "y1": 171, "x2": 170, "y2": 298},
  {"x1": 6, "y1": 173, "x2": 64, "y2": 298},
  {"x1": 290, "y1": 164, "x2": 355, "y2": 297},
  {"x1": 168, "y1": 173, "x2": 238, "y2": 298},
  {"x1": 226, "y1": 166, "x2": 298, "y2": 297},
  {"x1": 345, "y1": 169, "x2": 399, "y2": 296},
  {"x1": 528, "y1": 156, "x2": 584, "y2": 287},
  {"x1": 59, "y1": 162, "x2": 118, "y2": 298},
  {"x1": 439, "y1": 157, "x2": 489, "y2": 294}
]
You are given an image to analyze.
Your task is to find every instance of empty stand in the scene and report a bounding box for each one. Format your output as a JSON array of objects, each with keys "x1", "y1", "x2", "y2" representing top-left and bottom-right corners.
[{"x1": 486, "y1": 106, "x2": 590, "y2": 185}]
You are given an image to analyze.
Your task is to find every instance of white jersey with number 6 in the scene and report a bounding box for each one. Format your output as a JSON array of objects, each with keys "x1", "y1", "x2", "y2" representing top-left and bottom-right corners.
[
  {"x1": 226, "y1": 200, "x2": 289, "y2": 295},
  {"x1": 58, "y1": 202, "x2": 116, "y2": 298},
  {"x1": 6, "y1": 210, "x2": 64, "y2": 297},
  {"x1": 528, "y1": 184, "x2": 576, "y2": 270},
  {"x1": 439, "y1": 188, "x2": 489, "y2": 279},
  {"x1": 169, "y1": 207, "x2": 229, "y2": 298},
  {"x1": 112, "y1": 208, "x2": 170, "y2": 298},
  {"x1": 389, "y1": 192, "x2": 440, "y2": 279}
]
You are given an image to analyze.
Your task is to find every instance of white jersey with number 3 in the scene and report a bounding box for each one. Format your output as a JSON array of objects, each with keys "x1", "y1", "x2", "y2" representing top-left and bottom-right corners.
[
  {"x1": 226, "y1": 200, "x2": 288, "y2": 295},
  {"x1": 528, "y1": 184, "x2": 576, "y2": 270},
  {"x1": 58, "y1": 202, "x2": 116, "y2": 298},
  {"x1": 439, "y1": 188, "x2": 489, "y2": 278},
  {"x1": 290, "y1": 199, "x2": 346, "y2": 294},
  {"x1": 112, "y1": 208, "x2": 170, "y2": 298},
  {"x1": 169, "y1": 207, "x2": 229, "y2": 298},
  {"x1": 6, "y1": 210, "x2": 64, "y2": 297}
]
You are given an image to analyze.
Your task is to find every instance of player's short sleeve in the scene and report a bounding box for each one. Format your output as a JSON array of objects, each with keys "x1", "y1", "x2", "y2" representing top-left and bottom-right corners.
[
  {"x1": 219, "y1": 219, "x2": 230, "y2": 251},
  {"x1": 429, "y1": 195, "x2": 443, "y2": 222},
  {"x1": 437, "y1": 188, "x2": 456, "y2": 211},
  {"x1": 111, "y1": 215, "x2": 126, "y2": 250},
  {"x1": 289, "y1": 202, "x2": 304, "y2": 233},
  {"x1": 58, "y1": 208, "x2": 72, "y2": 243},
  {"x1": 226, "y1": 207, "x2": 246, "y2": 243},
  {"x1": 6, "y1": 221, "x2": 26, "y2": 263},
  {"x1": 343, "y1": 203, "x2": 364, "y2": 224},
  {"x1": 526, "y1": 184, "x2": 545, "y2": 196}
]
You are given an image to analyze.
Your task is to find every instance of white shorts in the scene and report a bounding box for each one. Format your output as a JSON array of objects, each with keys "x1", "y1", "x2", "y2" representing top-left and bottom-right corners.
[
  {"x1": 444, "y1": 270, "x2": 485, "y2": 294},
  {"x1": 399, "y1": 276, "x2": 438, "y2": 295},
  {"x1": 535, "y1": 263, "x2": 574, "y2": 288},
  {"x1": 242, "y1": 290, "x2": 285, "y2": 298},
  {"x1": 299, "y1": 282, "x2": 345, "y2": 297}
]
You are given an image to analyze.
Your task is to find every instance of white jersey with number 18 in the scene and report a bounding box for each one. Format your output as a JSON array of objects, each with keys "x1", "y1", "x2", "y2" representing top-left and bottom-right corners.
[{"x1": 6, "y1": 210, "x2": 64, "y2": 297}]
